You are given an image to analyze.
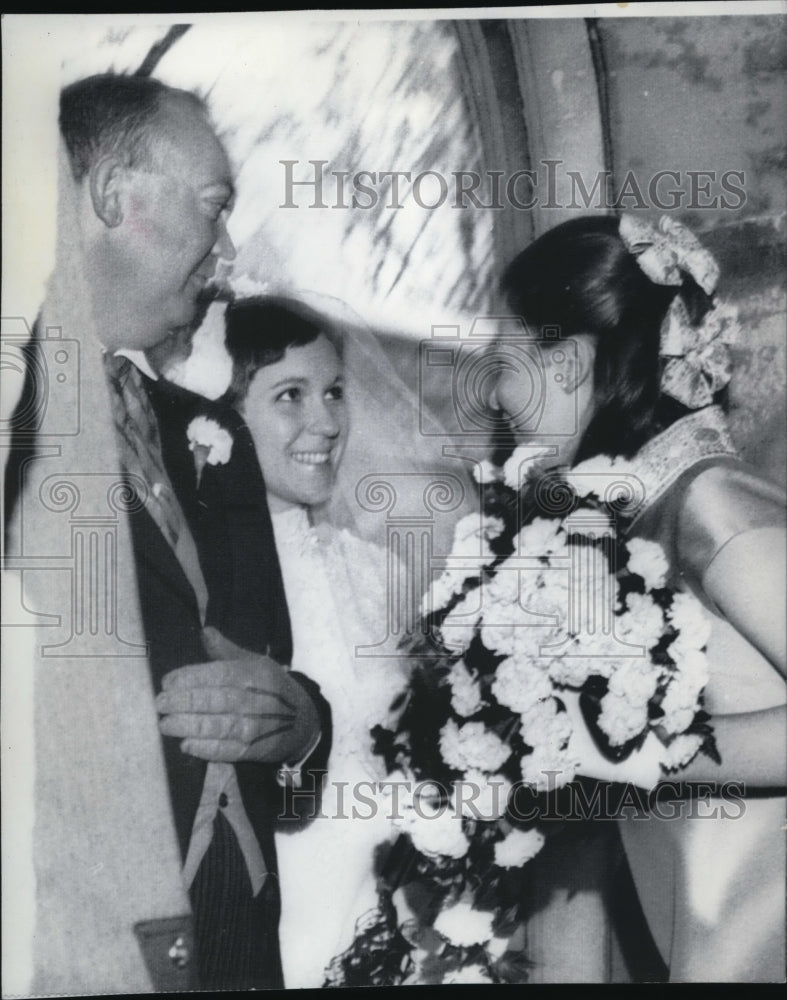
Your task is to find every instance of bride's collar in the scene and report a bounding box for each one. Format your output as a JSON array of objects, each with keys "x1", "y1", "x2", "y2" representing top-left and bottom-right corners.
[
  {"x1": 271, "y1": 503, "x2": 311, "y2": 527},
  {"x1": 621, "y1": 405, "x2": 737, "y2": 525},
  {"x1": 270, "y1": 506, "x2": 339, "y2": 556}
]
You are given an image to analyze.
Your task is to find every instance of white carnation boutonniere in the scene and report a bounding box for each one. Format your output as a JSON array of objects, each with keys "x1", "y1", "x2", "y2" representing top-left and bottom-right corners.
[{"x1": 187, "y1": 415, "x2": 234, "y2": 485}]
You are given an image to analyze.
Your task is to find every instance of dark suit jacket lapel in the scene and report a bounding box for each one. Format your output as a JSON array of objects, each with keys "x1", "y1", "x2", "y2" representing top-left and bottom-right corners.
[
  {"x1": 125, "y1": 502, "x2": 208, "y2": 858},
  {"x1": 146, "y1": 377, "x2": 293, "y2": 665}
]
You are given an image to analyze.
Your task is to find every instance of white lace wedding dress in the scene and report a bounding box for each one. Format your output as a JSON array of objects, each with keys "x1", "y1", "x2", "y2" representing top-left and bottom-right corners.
[{"x1": 272, "y1": 506, "x2": 407, "y2": 988}]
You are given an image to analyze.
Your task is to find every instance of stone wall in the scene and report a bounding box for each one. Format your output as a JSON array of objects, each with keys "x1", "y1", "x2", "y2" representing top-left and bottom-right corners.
[{"x1": 598, "y1": 14, "x2": 785, "y2": 484}]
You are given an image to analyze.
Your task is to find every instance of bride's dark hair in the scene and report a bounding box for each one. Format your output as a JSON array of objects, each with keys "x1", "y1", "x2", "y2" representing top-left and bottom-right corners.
[
  {"x1": 222, "y1": 294, "x2": 343, "y2": 407},
  {"x1": 500, "y1": 216, "x2": 717, "y2": 462}
]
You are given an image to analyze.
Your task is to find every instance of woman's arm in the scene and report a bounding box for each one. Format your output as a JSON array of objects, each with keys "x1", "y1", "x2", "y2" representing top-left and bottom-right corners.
[
  {"x1": 676, "y1": 522, "x2": 786, "y2": 785},
  {"x1": 672, "y1": 704, "x2": 786, "y2": 787},
  {"x1": 702, "y1": 525, "x2": 786, "y2": 677},
  {"x1": 565, "y1": 691, "x2": 787, "y2": 790},
  {"x1": 663, "y1": 470, "x2": 787, "y2": 787}
]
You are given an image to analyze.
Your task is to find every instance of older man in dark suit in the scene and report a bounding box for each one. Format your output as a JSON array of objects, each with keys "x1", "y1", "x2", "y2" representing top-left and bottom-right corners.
[{"x1": 43, "y1": 72, "x2": 326, "y2": 990}]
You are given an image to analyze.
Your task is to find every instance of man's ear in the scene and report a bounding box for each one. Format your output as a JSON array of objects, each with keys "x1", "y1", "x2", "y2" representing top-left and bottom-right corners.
[
  {"x1": 560, "y1": 334, "x2": 596, "y2": 394},
  {"x1": 89, "y1": 156, "x2": 125, "y2": 228}
]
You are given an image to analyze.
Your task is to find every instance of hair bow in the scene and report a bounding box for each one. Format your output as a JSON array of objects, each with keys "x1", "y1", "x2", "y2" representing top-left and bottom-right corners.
[
  {"x1": 619, "y1": 213, "x2": 719, "y2": 294},
  {"x1": 659, "y1": 297, "x2": 737, "y2": 409},
  {"x1": 619, "y1": 214, "x2": 736, "y2": 410}
]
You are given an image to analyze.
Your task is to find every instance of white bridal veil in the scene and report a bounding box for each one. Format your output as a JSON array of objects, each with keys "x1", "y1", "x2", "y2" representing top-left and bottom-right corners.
[
  {"x1": 170, "y1": 285, "x2": 480, "y2": 582},
  {"x1": 296, "y1": 290, "x2": 479, "y2": 549}
]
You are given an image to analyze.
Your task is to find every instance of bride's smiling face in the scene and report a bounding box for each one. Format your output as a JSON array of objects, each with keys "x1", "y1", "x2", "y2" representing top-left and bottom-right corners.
[{"x1": 242, "y1": 333, "x2": 347, "y2": 512}]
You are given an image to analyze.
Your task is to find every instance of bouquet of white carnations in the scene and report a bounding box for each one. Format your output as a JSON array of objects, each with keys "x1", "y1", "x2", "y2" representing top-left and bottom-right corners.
[
  {"x1": 421, "y1": 447, "x2": 718, "y2": 788},
  {"x1": 327, "y1": 446, "x2": 717, "y2": 986}
]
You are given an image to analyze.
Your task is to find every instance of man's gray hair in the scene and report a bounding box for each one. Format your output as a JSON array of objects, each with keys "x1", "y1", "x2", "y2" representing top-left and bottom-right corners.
[{"x1": 59, "y1": 72, "x2": 207, "y2": 182}]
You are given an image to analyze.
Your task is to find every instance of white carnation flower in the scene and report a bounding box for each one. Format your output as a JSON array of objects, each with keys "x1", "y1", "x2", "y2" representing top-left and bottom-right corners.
[
  {"x1": 473, "y1": 459, "x2": 500, "y2": 485},
  {"x1": 424, "y1": 515, "x2": 503, "y2": 616},
  {"x1": 545, "y1": 546, "x2": 619, "y2": 636},
  {"x1": 607, "y1": 658, "x2": 661, "y2": 708},
  {"x1": 548, "y1": 629, "x2": 622, "y2": 686},
  {"x1": 491, "y1": 657, "x2": 552, "y2": 714},
  {"x1": 516, "y1": 623, "x2": 566, "y2": 663},
  {"x1": 405, "y1": 805, "x2": 470, "y2": 860},
  {"x1": 520, "y1": 745, "x2": 577, "y2": 790},
  {"x1": 493, "y1": 827, "x2": 545, "y2": 869},
  {"x1": 422, "y1": 572, "x2": 461, "y2": 617},
  {"x1": 659, "y1": 705, "x2": 696, "y2": 737},
  {"x1": 484, "y1": 564, "x2": 522, "y2": 610},
  {"x1": 502, "y1": 445, "x2": 553, "y2": 490},
  {"x1": 659, "y1": 653, "x2": 708, "y2": 735},
  {"x1": 479, "y1": 571, "x2": 528, "y2": 656},
  {"x1": 434, "y1": 901, "x2": 495, "y2": 947},
  {"x1": 564, "y1": 455, "x2": 616, "y2": 498},
  {"x1": 520, "y1": 697, "x2": 572, "y2": 752},
  {"x1": 452, "y1": 513, "x2": 505, "y2": 553},
  {"x1": 672, "y1": 647, "x2": 710, "y2": 692},
  {"x1": 439, "y1": 720, "x2": 511, "y2": 773},
  {"x1": 452, "y1": 770, "x2": 512, "y2": 821},
  {"x1": 477, "y1": 593, "x2": 522, "y2": 658},
  {"x1": 571, "y1": 629, "x2": 623, "y2": 658},
  {"x1": 562, "y1": 508, "x2": 614, "y2": 538},
  {"x1": 626, "y1": 538, "x2": 669, "y2": 591},
  {"x1": 659, "y1": 733, "x2": 704, "y2": 772},
  {"x1": 617, "y1": 592, "x2": 665, "y2": 650},
  {"x1": 527, "y1": 568, "x2": 572, "y2": 620},
  {"x1": 479, "y1": 623, "x2": 515, "y2": 658},
  {"x1": 186, "y1": 416, "x2": 233, "y2": 465},
  {"x1": 515, "y1": 517, "x2": 566, "y2": 557},
  {"x1": 668, "y1": 592, "x2": 712, "y2": 654},
  {"x1": 547, "y1": 653, "x2": 596, "y2": 687},
  {"x1": 479, "y1": 556, "x2": 570, "y2": 660},
  {"x1": 443, "y1": 964, "x2": 493, "y2": 985},
  {"x1": 448, "y1": 660, "x2": 484, "y2": 717},
  {"x1": 596, "y1": 691, "x2": 649, "y2": 747}
]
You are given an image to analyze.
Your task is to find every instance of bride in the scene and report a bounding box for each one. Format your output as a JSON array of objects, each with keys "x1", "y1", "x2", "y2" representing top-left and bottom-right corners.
[
  {"x1": 219, "y1": 294, "x2": 411, "y2": 987},
  {"x1": 491, "y1": 214, "x2": 786, "y2": 981}
]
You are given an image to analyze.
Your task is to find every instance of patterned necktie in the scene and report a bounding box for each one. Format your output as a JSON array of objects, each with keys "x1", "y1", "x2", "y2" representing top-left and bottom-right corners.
[{"x1": 103, "y1": 352, "x2": 182, "y2": 549}]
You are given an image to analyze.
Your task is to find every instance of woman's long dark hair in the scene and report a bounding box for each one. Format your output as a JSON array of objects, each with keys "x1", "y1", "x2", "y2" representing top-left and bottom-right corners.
[{"x1": 500, "y1": 216, "x2": 717, "y2": 462}]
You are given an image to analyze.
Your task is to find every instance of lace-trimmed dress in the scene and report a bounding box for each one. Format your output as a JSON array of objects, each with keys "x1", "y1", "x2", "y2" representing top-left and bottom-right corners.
[
  {"x1": 271, "y1": 506, "x2": 406, "y2": 988},
  {"x1": 617, "y1": 406, "x2": 786, "y2": 982}
]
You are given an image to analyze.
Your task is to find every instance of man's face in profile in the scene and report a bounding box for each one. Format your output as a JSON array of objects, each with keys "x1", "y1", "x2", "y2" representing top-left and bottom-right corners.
[{"x1": 100, "y1": 95, "x2": 236, "y2": 350}]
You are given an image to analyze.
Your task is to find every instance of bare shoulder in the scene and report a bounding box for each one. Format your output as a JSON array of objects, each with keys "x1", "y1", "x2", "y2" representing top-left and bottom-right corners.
[
  {"x1": 681, "y1": 458, "x2": 784, "y2": 532},
  {"x1": 675, "y1": 459, "x2": 785, "y2": 585}
]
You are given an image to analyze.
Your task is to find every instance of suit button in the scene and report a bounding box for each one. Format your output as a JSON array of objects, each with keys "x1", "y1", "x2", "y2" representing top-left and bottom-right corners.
[
  {"x1": 168, "y1": 935, "x2": 191, "y2": 968},
  {"x1": 218, "y1": 792, "x2": 228, "y2": 808}
]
